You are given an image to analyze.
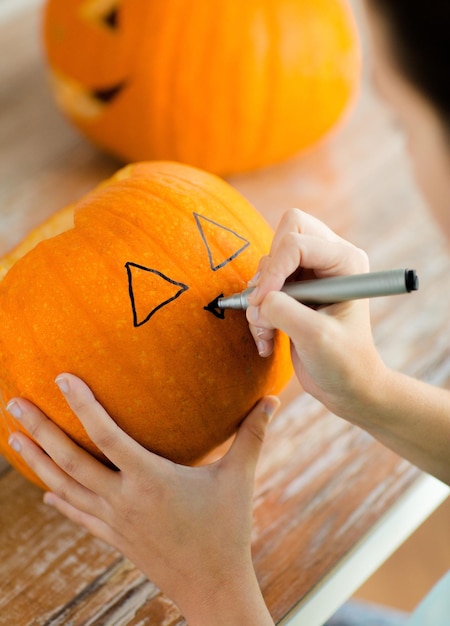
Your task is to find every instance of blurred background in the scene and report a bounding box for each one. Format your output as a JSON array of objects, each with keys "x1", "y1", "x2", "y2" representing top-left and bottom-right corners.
[{"x1": 0, "y1": 0, "x2": 448, "y2": 617}]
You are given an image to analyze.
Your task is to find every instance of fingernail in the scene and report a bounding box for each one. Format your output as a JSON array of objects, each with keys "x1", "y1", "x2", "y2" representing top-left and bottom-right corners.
[
  {"x1": 6, "y1": 400, "x2": 22, "y2": 419},
  {"x1": 247, "y1": 272, "x2": 261, "y2": 288},
  {"x1": 248, "y1": 286, "x2": 260, "y2": 303},
  {"x1": 257, "y1": 340, "x2": 267, "y2": 356},
  {"x1": 55, "y1": 375, "x2": 70, "y2": 394},
  {"x1": 44, "y1": 492, "x2": 55, "y2": 507},
  {"x1": 264, "y1": 397, "x2": 280, "y2": 420},
  {"x1": 8, "y1": 435, "x2": 21, "y2": 453},
  {"x1": 247, "y1": 305, "x2": 259, "y2": 324}
]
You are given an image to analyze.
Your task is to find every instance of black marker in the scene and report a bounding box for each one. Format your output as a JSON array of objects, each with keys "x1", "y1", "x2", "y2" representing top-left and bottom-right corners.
[{"x1": 217, "y1": 268, "x2": 418, "y2": 310}]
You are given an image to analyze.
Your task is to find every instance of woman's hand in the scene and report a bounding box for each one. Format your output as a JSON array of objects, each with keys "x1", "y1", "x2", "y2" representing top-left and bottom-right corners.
[
  {"x1": 7, "y1": 375, "x2": 279, "y2": 626},
  {"x1": 246, "y1": 208, "x2": 385, "y2": 417}
]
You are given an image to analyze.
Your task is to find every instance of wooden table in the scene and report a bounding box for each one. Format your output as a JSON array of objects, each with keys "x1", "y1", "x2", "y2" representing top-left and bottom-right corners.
[{"x1": 1, "y1": 3, "x2": 449, "y2": 625}]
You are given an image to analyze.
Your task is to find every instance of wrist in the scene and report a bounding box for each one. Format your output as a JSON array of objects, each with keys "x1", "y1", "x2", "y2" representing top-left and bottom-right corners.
[
  {"x1": 331, "y1": 352, "x2": 390, "y2": 428},
  {"x1": 178, "y1": 562, "x2": 273, "y2": 626}
]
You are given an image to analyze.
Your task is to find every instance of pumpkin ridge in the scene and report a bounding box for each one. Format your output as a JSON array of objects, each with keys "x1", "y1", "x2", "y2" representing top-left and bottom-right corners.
[
  {"x1": 160, "y1": 2, "x2": 194, "y2": 162},
  {"x1": 134, "y1": 164, "x2": 269, "y2": 253},
  {"x1": 200, "y1": 1, "x2": 247, "y2": 171},
  {"x1": 0, "y1": 255, "x2": 79, "y2": 441},
  {"x1": 254, "y1": 1, "x2": 279, "y2": 163},
  {"x1": 93, "y1": 164, "x2": 258, "y2": 265},
  {"x1": 77, "y1": 179, "x2": 211, "y2": 276},
  {"x1": 130, "y1": 161, "x2": 256, "y2": 230},
  {"x1": 76, "y1": 200, "x2": 207, "y2": 315},
  {"x1": 136, "y1": 170, "x2": 265, "y2": 287},
  {"x1": 7, "y1": 230, "x2": 146, "y2": 459},
  {"x1": 70, "y1": 178, "x2": 249, "y2": 341},
  {"x1": 0, "y1": 161, "x2": 293, "y2": 484},
  {"x1": 169, "y1": 1, "x2": 211, "y2": 167},
  {"x1": 44, "y1": 0, "x2": 360, "y2": 174}
]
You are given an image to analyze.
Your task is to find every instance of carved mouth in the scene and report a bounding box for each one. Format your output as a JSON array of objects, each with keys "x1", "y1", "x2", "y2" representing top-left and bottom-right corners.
[
  {"x1": 204, "y1": 294, "x2": 225, "y2": 319},
  {"x1": 92, "y1": 82, "x2": 126, "y2": 104},
  {"x1": 50, "y1": 72, "x2": 126, "y2": 121}
]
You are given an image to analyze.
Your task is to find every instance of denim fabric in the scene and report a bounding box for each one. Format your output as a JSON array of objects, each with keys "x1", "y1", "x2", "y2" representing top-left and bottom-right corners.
[
  {"x1": 325, "y1": 571, "x2": 450, "y2": 626},
  {"x1": 325, "y1": 600, "x2": 409, "y2": 626},
  {"x1": 407, "y1": 571, "x2": 450, "y2": 626}
]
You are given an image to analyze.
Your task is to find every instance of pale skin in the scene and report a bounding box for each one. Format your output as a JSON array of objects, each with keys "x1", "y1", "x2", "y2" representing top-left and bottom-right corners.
[
  {"x1": 246, "y1": 3, "x2": 450, "y2": 486},
  {"x1": 8, "y1": 378, "x2": 278, "y2": 626},
  {"x1": 6, "y1": 1, "x2": 450, "y2": 624}
]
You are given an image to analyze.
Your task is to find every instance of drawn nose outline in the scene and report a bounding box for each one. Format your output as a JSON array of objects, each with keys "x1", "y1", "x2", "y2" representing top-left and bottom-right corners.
[{"x1": 204, "y1": 294, "x2": 225, "y2": 319}]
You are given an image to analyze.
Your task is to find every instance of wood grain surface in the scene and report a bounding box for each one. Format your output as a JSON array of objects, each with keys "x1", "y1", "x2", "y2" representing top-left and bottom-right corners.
[{"x1": 1, "y1": 3, "x2": 449, "y2": 625}]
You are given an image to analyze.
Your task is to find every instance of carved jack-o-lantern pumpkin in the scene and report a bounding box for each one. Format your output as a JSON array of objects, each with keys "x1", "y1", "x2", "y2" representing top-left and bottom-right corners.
[
  {"x1": 43, "y1": 0, "x2": 361, "y2": 175},
  {"x1": 0, "y1": 162, "x2": 293, "y2": 488}
]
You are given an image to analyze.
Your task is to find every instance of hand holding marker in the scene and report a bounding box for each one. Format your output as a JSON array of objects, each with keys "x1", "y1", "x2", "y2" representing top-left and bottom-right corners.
[{"x1": 217, "y1": 269, "x2": 419, "y2": 310}]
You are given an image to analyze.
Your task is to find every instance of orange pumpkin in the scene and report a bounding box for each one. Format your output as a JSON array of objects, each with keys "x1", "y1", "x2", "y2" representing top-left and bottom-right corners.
[
  {"x1": 43, "y1": 0, "x2": 361, "y2": 175},
  {"x1": 0, "y1": 162, "x2": 292, "y2": 488}
]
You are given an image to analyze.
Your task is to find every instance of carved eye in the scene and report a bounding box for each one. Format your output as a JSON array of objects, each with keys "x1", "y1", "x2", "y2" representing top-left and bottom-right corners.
[
  {"x1": 125, "y1": 213, "x2": 250, "y2": 326},
  {"x1": 80, "y1": 0, "x2": 120, "y2": 31},
  {"x1": 102, "y1": 6, "x2": 119, "y2": 30},
  {"x1": 46, "y1": 2, "x2": 124, "y2": 120}
]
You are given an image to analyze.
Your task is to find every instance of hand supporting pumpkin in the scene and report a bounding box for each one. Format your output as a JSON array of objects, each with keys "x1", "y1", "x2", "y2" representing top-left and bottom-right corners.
[
  {"x1": 7, "y1": 375, "x2": 279, "y2": 626},
  {"x1": 246, "y1": 208, "x2": 450, "y2": 485}
]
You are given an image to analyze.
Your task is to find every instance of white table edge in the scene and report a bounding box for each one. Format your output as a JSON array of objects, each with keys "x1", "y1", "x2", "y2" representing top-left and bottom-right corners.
[
  {"x1": 279, "y1": 472, "x2": 450, "y2": 625},
  {"x1": 1, "y1": 4, "x2": 448, "y2": 626}
]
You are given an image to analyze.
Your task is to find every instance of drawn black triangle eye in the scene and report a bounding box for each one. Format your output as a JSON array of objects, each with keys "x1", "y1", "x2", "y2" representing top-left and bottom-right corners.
[
  {"x1": 194, "y1": 213, "x2": 250, "y2": 271},
  {"x1": 125, "y1": 262, "x2": 189, "y2": 327}
]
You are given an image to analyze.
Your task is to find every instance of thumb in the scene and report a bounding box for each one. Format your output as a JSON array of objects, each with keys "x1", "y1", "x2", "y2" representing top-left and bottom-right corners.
[{"x1": 225, "y1": 396, "x2": 280, "y2": 474}]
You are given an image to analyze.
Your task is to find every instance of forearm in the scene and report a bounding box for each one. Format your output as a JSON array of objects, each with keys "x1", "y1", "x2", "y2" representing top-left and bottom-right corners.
[
  {"x1": 342, "y1": 366, "x2": 450, "y2": 485},
  {"x1": 245, "y1": 208, "x2": 450, "y2": 485}
]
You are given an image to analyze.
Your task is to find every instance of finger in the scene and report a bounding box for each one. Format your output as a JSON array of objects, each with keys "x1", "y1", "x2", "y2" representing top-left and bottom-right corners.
[
  {"x1": 249, "y1": 233, "x2": 369, "y2": 306},
  {"x1": 8, "y1": 427, "x2": 102, "y2": 513},
  {"x1": 258, "y1": 290, "x2": 358, "y2": 358},
  {"x1": 269, "y1": 208, "x2": 342, "y2": 256},
  {"x1": 247, "y1": 323, "x2": 275, "y2": 357},
  {"x1": 44, "y1": 492, "x2": 119, "y2": 548},
  {"x1": 260, "y1": 290, "x2": 329, "y2": 333},
  {"x1": 55, "y1": 374, "x2": 153, "y2": 473},
  {"x1": 8, "y1": 398, "x2": 115, "y2": 493},
  {"x1": 224, "y1": 396, "x2": 280, "y2": 477},
  {"x1": 246, "y1": 309, "x2": 275, "y2": 357},
  {"x1": 247, "y1": 210, "x2": 335, "y2": 301}
]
